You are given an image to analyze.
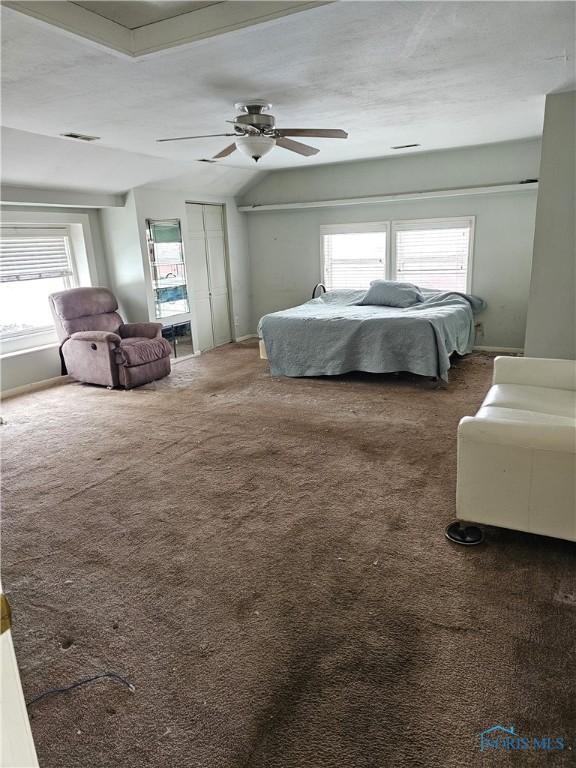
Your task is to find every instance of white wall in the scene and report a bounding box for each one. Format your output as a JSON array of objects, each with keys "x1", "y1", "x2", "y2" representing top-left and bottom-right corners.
[
  {"x1": 99, "y1": 192, "x2": 149, "y2": 323},
  {"x1": 222, "y1": 200, "x2": 252, "y2": 339},
  {"x1": 241, "y1": 139, "x2": 541, "y2": 206},
  {"x1": 102, "y1": 187, "x2": 253, "y2": 340},
  {"x1": 241, "y1": 140, "x2": 541, "y2": 348},
  {"x1": 1, "y1": 345, "x2": 64, "y2": 394},
  {"x1": 0, "y1": 206, "x2": 110, "y2": 392},
  {"x1": 525, "y1": 91, "x2": 576, "y2": 359}
]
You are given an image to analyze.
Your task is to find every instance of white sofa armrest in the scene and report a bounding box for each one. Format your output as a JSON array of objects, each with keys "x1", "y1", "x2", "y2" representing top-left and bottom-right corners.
[
  {"x1": 493, "y1": 356, "x2": 576, "y2": 391},
  {"x1": 458, "y1": 415, "x2": 576, "y2": 453}
]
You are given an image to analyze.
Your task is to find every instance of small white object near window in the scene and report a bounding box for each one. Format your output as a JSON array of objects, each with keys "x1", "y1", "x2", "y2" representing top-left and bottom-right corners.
[
  {"x1": 321, "y1": 223, "x2": 388, "y2": 290},
  {"x1": 0, "y1": 226, "x2": 76, "y2": 341},
  {"x1": 392, "y1": 217, "x2": 474, "y2": 293}
]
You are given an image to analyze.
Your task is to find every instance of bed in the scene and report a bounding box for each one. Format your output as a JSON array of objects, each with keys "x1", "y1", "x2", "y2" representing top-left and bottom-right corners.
[{"x1": 257, "y1": 287, "x2": 486, "y2": 382}]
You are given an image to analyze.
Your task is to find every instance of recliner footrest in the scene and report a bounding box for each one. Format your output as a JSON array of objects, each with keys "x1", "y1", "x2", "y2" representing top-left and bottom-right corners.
[{"x1": 115, "y1": 337, "x2": 172, "y2": 367}]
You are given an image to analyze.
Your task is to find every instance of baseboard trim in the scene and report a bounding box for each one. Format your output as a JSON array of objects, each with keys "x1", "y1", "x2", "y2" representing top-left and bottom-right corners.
[
  {"x1": 1, "y1": 374, "x2": 73, "y2": 401},
  {"x1": 234, "y1": 334, "x2": 258, "y2": 342},
  {"x1": 473, "y1": 346, "x2": 524, "y2": 354}
]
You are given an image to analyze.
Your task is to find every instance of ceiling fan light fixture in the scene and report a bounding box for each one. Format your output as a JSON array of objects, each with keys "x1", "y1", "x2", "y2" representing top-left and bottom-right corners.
[{"x1": 235, "y1": 135, "x2": 276, "y2": 162}]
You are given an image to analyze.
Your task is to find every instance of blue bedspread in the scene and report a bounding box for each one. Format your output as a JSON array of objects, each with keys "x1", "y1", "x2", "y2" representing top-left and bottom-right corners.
[{"x1": 257, "y1": 289, "x2": 486, "y2": 381}]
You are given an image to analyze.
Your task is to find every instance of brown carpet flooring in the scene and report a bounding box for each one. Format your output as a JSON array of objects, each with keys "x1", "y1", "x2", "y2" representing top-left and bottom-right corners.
[{"x1": 2, "y1": 343, "x2": 575, "y2": 768}]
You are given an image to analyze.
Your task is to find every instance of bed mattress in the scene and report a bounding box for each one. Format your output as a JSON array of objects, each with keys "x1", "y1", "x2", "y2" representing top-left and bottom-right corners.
[{"x1": 257, "y1": 288, "x2": 485, "y2": 381}]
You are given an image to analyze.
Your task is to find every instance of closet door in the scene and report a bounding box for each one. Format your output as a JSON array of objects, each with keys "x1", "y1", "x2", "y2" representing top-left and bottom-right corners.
[
  {"x1": 185, "y1": 204, "x2": 214, "y2": 351},
  {"x1": 203, "y1": 205, "x2": 232, "y2": 347},
  {"x1": 185, "y1": 203, "x2": 232, "y2": 351}
]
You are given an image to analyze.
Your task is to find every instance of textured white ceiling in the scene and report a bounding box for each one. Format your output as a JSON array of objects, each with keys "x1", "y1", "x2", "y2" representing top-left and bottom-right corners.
[
  {"x1": 0, "y1": 126, "x2": 261, "y2": 196},
  {"x1": 1, "y1": 1, "x2": 574, "y2": 194},
  {"x1": 73, "y1": 1, "x2": 221, "y2": 30}
]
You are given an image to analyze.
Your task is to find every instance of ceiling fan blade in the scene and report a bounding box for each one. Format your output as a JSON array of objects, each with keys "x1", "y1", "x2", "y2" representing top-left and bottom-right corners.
[
  {"x1": 276, "y1": 136, "x2": 320, "y2": 156},
  {"x1": 276, "y1": 129, "x2": 348, "y2": 139},
  {"x1": 157, "y1": 133, "x2": 236, "y2": 143},
  {"x1": 213, "y1": 143, "x2": 237, "y2": 159}
]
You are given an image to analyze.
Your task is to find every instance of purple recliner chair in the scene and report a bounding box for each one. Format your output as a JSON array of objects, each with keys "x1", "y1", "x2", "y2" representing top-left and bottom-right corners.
[{"x1": 49, "y1": 287, "x2": 172, "y2": 389}]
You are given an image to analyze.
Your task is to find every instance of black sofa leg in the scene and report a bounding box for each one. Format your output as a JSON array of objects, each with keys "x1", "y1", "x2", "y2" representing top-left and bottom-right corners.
[{"x1": 445, "y1": 520, "x2": 484, "y2": 546}]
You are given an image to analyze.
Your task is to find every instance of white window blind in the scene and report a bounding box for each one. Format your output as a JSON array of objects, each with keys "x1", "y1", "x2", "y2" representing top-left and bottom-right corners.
[
  {"x1": 0, "y1": 228, "x2": 73, "y2": 283},
  {"x1": 392, "y1": 218, "x2": 473, "y2": 292},
  {"x1": 0, "y1": 226, "x2": 76, "y2": 340},
  {"x1": 321, "y1": 224, "x2": 388, "y2": 290}
]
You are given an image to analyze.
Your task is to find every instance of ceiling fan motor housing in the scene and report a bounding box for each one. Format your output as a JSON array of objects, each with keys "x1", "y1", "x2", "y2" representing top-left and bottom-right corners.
[{"x1": 233, "y1": 101, "x2": 276, "y2": 134}]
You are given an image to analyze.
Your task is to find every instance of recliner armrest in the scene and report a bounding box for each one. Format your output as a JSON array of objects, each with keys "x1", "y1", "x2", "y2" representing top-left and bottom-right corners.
[
  {"x1": 493, "y1": 356, "x2": 576, "y2": 391},
  {"x1": 119, "y1": 323, "x2": 163, "y2": 340},
  {"x1": 70, "y1": 331, "x2": 121, "y2": 345},
  {"x1": 458, "y1": 415, "x2": 576, "y2": 453}
]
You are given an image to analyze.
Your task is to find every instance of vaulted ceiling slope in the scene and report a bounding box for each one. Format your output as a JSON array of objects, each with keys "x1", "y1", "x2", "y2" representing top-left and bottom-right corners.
[{"x1": 1, "y1": 1, "x2": 574, "y2": 196}]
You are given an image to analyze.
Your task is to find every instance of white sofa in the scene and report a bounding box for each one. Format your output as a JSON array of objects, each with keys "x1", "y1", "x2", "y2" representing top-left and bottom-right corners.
[
  {"x1": 448, "y1": 356, "x2": 576, "y2": 544},
  {"x1": 1, "y1": 593, "x2": 39, "y2": 767}
]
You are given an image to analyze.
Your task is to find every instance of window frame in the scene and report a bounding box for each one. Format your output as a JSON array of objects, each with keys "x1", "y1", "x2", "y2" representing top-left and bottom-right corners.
[
  {"x1": 319, "y1": 221, "x2": 391, "y2": 290},
  {"x1": 319, "y1": 216, "x2": 475, "y2": 293},
  {"x1": 390, "y1": 216, "x2": 475, "y2": 294},
  {"x1": 0, "y1": 220, "x2": 86, "y2": 356},
  {"x1": 0, "y1": 211, "x2": 100, "y2": 356}
]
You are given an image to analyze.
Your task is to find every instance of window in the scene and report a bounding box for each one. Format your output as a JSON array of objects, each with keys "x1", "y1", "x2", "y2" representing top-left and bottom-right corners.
[
  {"x1": 0, "y1": 226, "x2": 76, "y2": 339},
  {"x1": 320, "y1": 217, "x2": 474, "y2": 293},
  {"x1": 392, "y1": 218, "x2": 473, "y2": 293},
  {"x1": 321, "y1": 223, "x2": 388, "y2": 290},
  {"x1": 146, "y1": 219, "x2": 190, "y2": 319}
]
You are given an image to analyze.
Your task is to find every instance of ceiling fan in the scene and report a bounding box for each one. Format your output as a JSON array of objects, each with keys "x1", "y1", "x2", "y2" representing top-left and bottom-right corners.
[{"x1": 157, "y1": 100, "x2": 348, "y2": 162}]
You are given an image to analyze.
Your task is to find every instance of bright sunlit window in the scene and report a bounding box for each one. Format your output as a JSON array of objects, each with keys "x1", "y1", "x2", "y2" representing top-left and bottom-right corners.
[
  {"x1": 392, "y1": 218, "x2": 473, "y2": 293},
  {"x1": 321, "y1": 218, "x2": 474, "y2": 292},
  {"x1": 0, "y1": 226, "x2": 77, "y2": 340},
  {"x1": 321, "y1": 223, "x2": 388, "y2": 290}
]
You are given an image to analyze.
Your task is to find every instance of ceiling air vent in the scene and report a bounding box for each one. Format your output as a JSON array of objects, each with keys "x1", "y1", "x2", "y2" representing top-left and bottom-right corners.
[
  {"x1": 60, "y1": 132, "x2": 100, "y2": 141},
  {"x1": 391, "y1": 143, "x2": 421, "y2": 150}
]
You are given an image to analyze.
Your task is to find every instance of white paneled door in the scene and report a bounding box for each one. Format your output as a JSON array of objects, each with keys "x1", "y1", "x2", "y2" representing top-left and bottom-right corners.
[{"x1": 185, "y1": 203, "x2": 232, "y2": 351}]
